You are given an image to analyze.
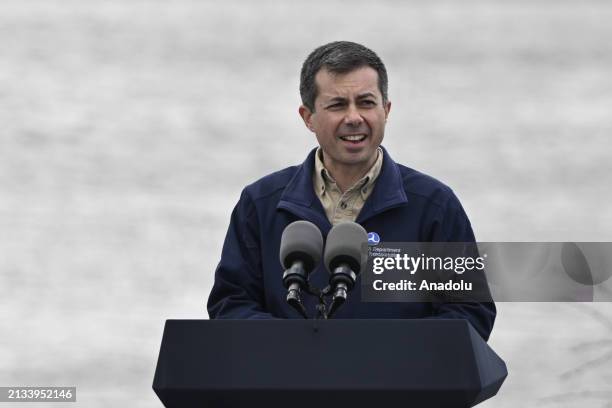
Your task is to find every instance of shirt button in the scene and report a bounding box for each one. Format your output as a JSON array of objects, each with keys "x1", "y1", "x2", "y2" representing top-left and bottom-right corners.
[{"x1": 340, "y1": 202, "x2": 347, "y2": 209}]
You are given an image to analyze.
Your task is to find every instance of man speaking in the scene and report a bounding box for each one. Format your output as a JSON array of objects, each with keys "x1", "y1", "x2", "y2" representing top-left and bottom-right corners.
[{"x1": 207, "y1": 41, "x2": 495, "y2": 340}]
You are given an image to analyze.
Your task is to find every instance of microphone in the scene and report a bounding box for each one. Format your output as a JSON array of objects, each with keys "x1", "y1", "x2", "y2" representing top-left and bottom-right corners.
[
  {"x1": 324, "y1": 222, "x2": 368, "y2": 318},
  {"x1": 279, "y1": 221, "x2": 324, "y2": 318}
]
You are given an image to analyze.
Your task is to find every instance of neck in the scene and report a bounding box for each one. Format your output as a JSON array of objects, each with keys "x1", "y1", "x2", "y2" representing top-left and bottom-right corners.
[{"x1": 323, "y1": 152, "x2": 377, "y2": 193}]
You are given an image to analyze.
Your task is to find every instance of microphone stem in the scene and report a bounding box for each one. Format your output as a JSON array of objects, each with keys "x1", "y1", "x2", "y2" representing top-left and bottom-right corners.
[
  {"x1": 287, "y1": 282, "x2": 302, "y2": 301},
  {"x1": 328, "y1": 282, "x2": 348, "y2": 318},
  {"x1": 286, "y1": 281, "x2": 308, "y2": 319}
]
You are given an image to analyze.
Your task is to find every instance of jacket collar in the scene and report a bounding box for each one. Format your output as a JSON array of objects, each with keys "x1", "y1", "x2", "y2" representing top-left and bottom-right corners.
[{"x1": 278, "y1": 146, "x2": 408, "y2": 225}]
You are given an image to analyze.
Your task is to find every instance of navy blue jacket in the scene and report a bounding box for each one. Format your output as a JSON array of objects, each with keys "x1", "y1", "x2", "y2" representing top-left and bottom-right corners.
[{"x1": 207, "y1": 147, "x2": 496, "y2": 340}]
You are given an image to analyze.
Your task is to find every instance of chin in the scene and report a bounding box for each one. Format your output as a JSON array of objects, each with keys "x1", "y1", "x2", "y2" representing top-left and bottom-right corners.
[{"x1": 341, "y1": 155, "x2": 371, "y2": 166}]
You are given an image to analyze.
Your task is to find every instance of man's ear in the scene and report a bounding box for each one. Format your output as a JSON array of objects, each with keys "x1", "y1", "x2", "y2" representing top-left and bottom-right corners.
[
  {"x1": 298, "y1": 105, "x2": 315, "y2": 132},
  {"x1": 384, "y1": 100, "x2": 392, "y2": 120}
]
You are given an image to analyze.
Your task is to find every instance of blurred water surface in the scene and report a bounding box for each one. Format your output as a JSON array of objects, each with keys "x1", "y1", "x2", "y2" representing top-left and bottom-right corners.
[{"x1": 1, "y1": 1, "x2": 612, "y2": 406}]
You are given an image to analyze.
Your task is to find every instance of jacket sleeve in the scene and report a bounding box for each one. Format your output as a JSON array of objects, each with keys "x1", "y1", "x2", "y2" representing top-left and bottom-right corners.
[
  {"x1": 207, "y1": 189, "x2": 276, "y2": 319},
  {"x1": 427, "y1": 190, "x2": 496, "y2": 341}
]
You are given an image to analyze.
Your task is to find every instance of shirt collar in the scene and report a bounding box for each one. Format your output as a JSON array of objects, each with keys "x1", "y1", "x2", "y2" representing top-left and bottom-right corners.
[
  {"x1": 313, "y1": 147, "x2": 383, "y2": 198},
  {"x1": 279, "y1": 146, "x2": 408, "y2": 214}
]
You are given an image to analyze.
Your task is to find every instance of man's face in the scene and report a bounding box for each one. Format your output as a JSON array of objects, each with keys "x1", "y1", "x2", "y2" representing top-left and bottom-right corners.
[{"x1": 299, "y1": 67, "x2": 391, "y2": 172}]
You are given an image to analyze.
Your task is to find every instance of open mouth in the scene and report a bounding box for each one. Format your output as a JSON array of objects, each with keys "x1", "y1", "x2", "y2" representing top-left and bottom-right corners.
[{"x1": 339, "y1": 134, "x2": 367, "y2": 143}]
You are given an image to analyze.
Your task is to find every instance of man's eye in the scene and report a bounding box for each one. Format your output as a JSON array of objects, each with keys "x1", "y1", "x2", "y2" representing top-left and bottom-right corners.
[
  {"x1": 327, "y1": 103, "x2": 343, "y2": 109},
  {"x1": 361, "y1": 100, "x2": 376, "y2": 106}
]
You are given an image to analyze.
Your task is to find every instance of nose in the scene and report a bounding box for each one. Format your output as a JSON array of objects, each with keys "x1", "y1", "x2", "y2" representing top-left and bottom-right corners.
[{"x1": 344, "y1": 105, "x2": 363, "y2": 127}]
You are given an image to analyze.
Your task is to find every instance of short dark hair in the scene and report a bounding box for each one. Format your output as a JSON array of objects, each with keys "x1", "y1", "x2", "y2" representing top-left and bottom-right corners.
[{"x1": 299, "y1": 41, "x2": 388, "y2": 112}]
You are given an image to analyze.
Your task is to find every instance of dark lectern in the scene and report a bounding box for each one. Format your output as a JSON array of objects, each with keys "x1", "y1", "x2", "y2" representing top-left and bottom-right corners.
[{"x1": 153, "y1": 319, "x2": 507, "y2": 408}]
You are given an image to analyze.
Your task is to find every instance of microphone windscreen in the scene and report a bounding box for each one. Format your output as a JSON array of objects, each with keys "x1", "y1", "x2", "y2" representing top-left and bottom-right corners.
[
  {"x1": 324, "y1": 222, "x2": 368, "y2": 273},
  {"x1": 279, "y1": 220, "x2": 323, "y2": 272}
]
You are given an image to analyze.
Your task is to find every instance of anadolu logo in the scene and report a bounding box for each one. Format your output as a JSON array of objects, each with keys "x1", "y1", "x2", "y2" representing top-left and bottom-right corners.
[{"x1": 367, "y1": 232, "x2": 380, "y2": 246}]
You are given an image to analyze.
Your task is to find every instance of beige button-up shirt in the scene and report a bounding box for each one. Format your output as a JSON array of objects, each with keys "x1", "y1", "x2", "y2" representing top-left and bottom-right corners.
[{"x1": 313, "y1": 147, "x2": 383, "y2": 225}]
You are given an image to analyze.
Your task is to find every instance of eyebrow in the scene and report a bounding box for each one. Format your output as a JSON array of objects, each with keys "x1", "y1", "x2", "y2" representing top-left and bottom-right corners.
[
  {"x1": 325, "y1": 92, "x2": 377, "y2": 104},
  {"x1": 356, "y1": 92, "x2": 377, "y2": 100}
]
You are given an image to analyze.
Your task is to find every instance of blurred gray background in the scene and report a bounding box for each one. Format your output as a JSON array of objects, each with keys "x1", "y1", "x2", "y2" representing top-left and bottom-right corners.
[{"x1": 1, "y1": 0, "x2": 612, "y2": 406}]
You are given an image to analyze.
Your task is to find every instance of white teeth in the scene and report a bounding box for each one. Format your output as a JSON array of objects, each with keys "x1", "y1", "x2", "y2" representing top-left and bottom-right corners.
[{"x1": 340, "y1": 134, "x2": 366, "y2": 142}]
